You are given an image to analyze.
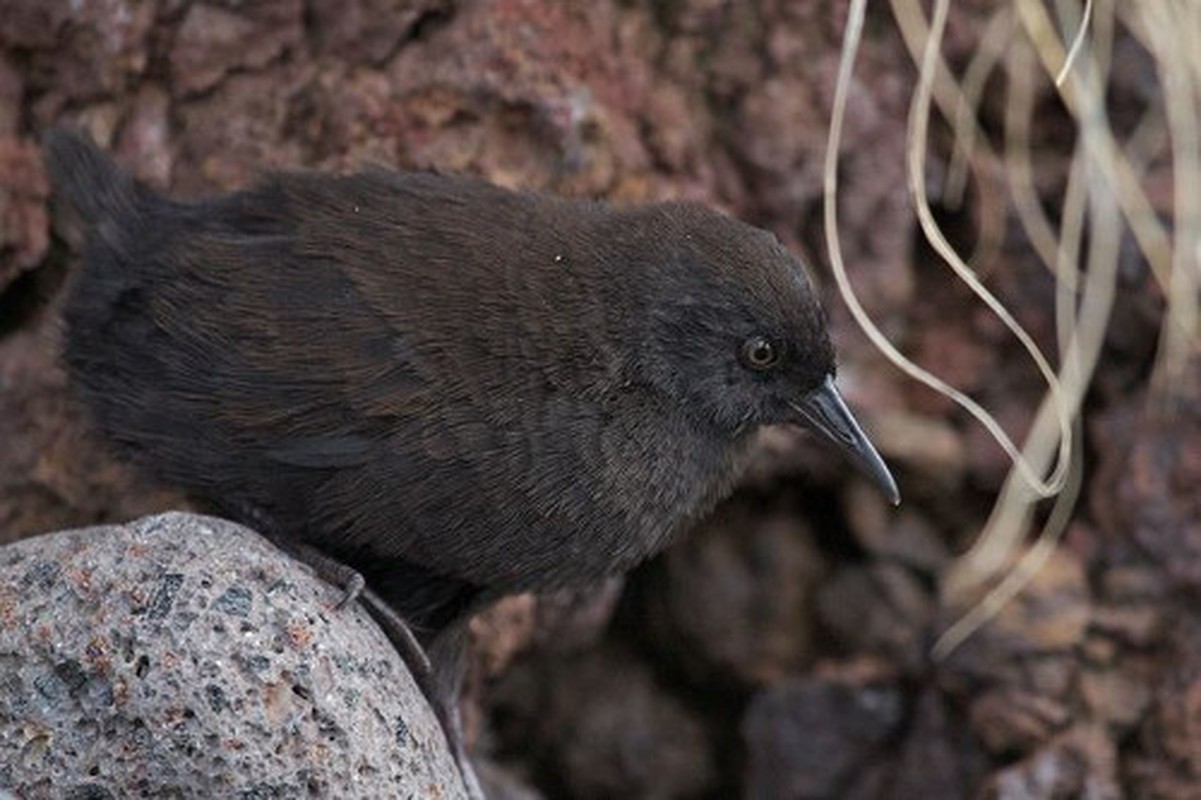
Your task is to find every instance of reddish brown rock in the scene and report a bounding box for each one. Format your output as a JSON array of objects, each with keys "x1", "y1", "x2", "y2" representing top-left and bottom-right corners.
[
  {"x1": 941, "y1": 548, "x2": 1091, "y2": 666},
  {"x1": 384, "y1": 0, "x2": 650, "y2": 197},
  {"x1": 459, "y1": 581, "x2": 626, "y2": 749},
  {"x1": 939, "y1": 549, "x2": 1091, "y2": 755},
  {"x1": 743, "y1": 671, "x2": 904, "y2": 800},
  {"x1": 1080, "y1": 663, "x2": 1153, "y2": 730},
  {"x1": 866, "y1": 409, "x2": 969, "y2": 489},
  {"x1": 979, "y1": 726, "x2": 1121, "y2": 800},
  {"x1": 308, "y1": 0, "x2": 453, "y2": 65},
  {"x1": 641, "y1": 496, "x2": 826, "y2": 686},
  {"x1": 1090, "y1": 565, "x2": 1166, "y2": 649},
  {"x1": 1115, "y1": 367, "x2": 1201, "y2": 590},
  {"x1": 170, "y1": 0, "x2": 304, "y2": 96},
  {"x1": 818, "y1": 563, "x2": 934, "y2": 670},
  {"x1": 174, "y1": 69, "x2": 313, "y2": 192},
  {"x1": 0, "y1": 310, "x2": 182, "y2": 544},
  {"x1": 491, "y1": 646, "x2": 716, "y2": 800},
  {"x1": 843, "y1": 480, "x2": 951, "y2": 573},
  {"x1": 702, "y1": 1, "x2": 918, "y2": 328},
  {"x1": 470, "y1": 594, "x2": 539, "y2": 680},
  {"x1": 4, "y1": 0, "x2": 155, "y2": 121},
  {"x1": 0, "y1": 52, "x2": 20, "y2": 136},
  {"x1": 1125, "y1": 615, "x2": 1201, "y2": 797},
  {"x1": 968, "y1": 688, "x2": 1072, "y2": 755},
  {"x1": 889, "y1": 689, "x2": 986, "y2": 799},
  {"x1": 114, "y1": 86, "x2": 174, "y2": 188},
  {"x1": 531, "y1": 578, "x2": 623, "y2": 655},
  {"x1": 0, "y1": 135, "x2": 48, "y2": 290}
]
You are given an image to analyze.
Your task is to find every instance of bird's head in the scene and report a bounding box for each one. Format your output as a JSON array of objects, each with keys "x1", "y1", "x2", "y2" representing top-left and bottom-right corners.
[{"x1": 606, "y1": 203, "x2": 899, "y2": 504}]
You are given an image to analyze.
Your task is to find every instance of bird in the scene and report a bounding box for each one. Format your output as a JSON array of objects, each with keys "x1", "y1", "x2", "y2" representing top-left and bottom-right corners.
[{"x1": 45, "y1": 127, "x2": 898, "y2": 796}]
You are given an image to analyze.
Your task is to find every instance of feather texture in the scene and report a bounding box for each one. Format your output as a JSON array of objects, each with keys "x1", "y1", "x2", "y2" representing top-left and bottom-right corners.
[{"x1": 47, "y1": 128, "x2": 837, "y2": 630}]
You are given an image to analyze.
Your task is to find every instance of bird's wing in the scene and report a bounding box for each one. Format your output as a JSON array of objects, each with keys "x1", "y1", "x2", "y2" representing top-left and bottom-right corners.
[
  {"x1": 153, "y1": 189, "x2": 435, "y2": 469},
  {"x1": 264, "y1": 434, "x2": 378, "y2": 468}
]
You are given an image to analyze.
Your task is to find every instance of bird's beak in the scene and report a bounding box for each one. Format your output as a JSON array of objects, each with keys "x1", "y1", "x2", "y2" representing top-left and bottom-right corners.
[{"x1": 789, "y1": 376, "x2": 900, "y2": 505}]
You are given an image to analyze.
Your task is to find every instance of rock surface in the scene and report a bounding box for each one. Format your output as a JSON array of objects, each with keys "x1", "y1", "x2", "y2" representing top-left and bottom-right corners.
[
  {"x1": 640, "y1": 497, "x2": 826, "y2": 686},
  {"x1": 0, "y1": 512, "x2": 466, "y2": 799},
  {"x1": 743, "y1": 671, "x2": 904, "y2": 800},
  {"x1": 490, "y1": 645, "x2": 716, "y2": 799}
]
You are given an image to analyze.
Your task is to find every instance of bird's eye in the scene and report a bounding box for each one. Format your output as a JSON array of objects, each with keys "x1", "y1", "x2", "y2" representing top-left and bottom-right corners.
[{"x1": 741, "y1": 336, "x2": 780, "y2": 371}]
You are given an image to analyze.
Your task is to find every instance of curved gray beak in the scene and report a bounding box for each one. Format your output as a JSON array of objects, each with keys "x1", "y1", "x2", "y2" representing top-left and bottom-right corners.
[{"x1": 789, "y1": 376, "x2": 900, "y2": 505}]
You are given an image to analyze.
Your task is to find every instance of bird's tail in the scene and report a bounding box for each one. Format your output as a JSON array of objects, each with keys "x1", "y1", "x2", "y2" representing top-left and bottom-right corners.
[{"x1": 43, "y1": 127, "x2": 137, "y2": 226}]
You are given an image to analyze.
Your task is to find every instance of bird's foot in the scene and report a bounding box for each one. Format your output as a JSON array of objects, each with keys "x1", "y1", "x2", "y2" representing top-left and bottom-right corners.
[
  {"x1": 279, "y1": 543, "x2": 433, "y2": 678},
  {"x1": 275, "y1": 538, "x2": 365, "y2": 607},
  {"x1": 260, "y1": 537, "x2": 482, "y2": 797},
  {"x1": 244, "y1": 520, "x2": 366, "y2": 610},
  {"x1": 289, "y1": 542, "x2": 367, "y2": 609},
  {"x1": 358, "y1": 593, "x2": 484, "y2": 798},
  {"x1": 355, "y1": 586, "x2": 434, "y2": 682}
]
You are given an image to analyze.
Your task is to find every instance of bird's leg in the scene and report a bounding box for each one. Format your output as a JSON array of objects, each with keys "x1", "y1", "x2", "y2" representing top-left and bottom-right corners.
[
  {"x1": 356, "y1": 601, "x2": 483, "y2": 799},
  {"x1": 425, "y1": 622, "x2": 486, "y2": 800},
  {"x1": 290, "y1": 542, "x2": 366, "y2": 609},
  {"x1": 238, "y1": 516, "x2": 433, "y2": 682},
  {"x1": 251, "y1": 524, "x2": 482, "y2": 797},
  {"x1": 354, "y1": 585, "x2": 434, "y2": 684},
  {"x1": 283, "y1": 542, "x2": 435, "y2": 680},
  {"x1": 290, "y1": 543, "x2": 482, "y2": 797},
  {"x1": 224, "y1": 503, "x2": 368, "y2": 609}
]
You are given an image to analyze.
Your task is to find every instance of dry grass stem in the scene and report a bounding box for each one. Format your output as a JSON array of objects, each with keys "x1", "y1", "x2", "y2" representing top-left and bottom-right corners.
[{"x1": 825, "y1": 0, "x2": 1195, "y2": 656}]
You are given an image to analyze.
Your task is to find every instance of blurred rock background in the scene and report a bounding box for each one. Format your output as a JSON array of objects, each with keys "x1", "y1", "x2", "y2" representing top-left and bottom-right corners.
[{"x1": 0, "y1": 0, "x2": 1190, "y2": 797}]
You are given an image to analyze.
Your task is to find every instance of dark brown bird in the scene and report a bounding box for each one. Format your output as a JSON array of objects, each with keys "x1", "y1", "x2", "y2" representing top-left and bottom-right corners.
[{"x1": 46, "y1": 128, "x2": 897, "y2": 794}]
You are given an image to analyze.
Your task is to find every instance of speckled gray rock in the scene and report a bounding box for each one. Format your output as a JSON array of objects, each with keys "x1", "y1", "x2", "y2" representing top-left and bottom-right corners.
[{"x1": 0, "y1": 512, "x2": 467, "y2": 799}]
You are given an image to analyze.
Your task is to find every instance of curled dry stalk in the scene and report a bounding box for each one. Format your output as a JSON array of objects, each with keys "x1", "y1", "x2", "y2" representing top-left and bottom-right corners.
[
  {"x1": 825, "y1": 0, "x2": 1199, "y2": 657},
  {"x1": 1137, "y1": 2, "x2": 1201, "y2": 401}
]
